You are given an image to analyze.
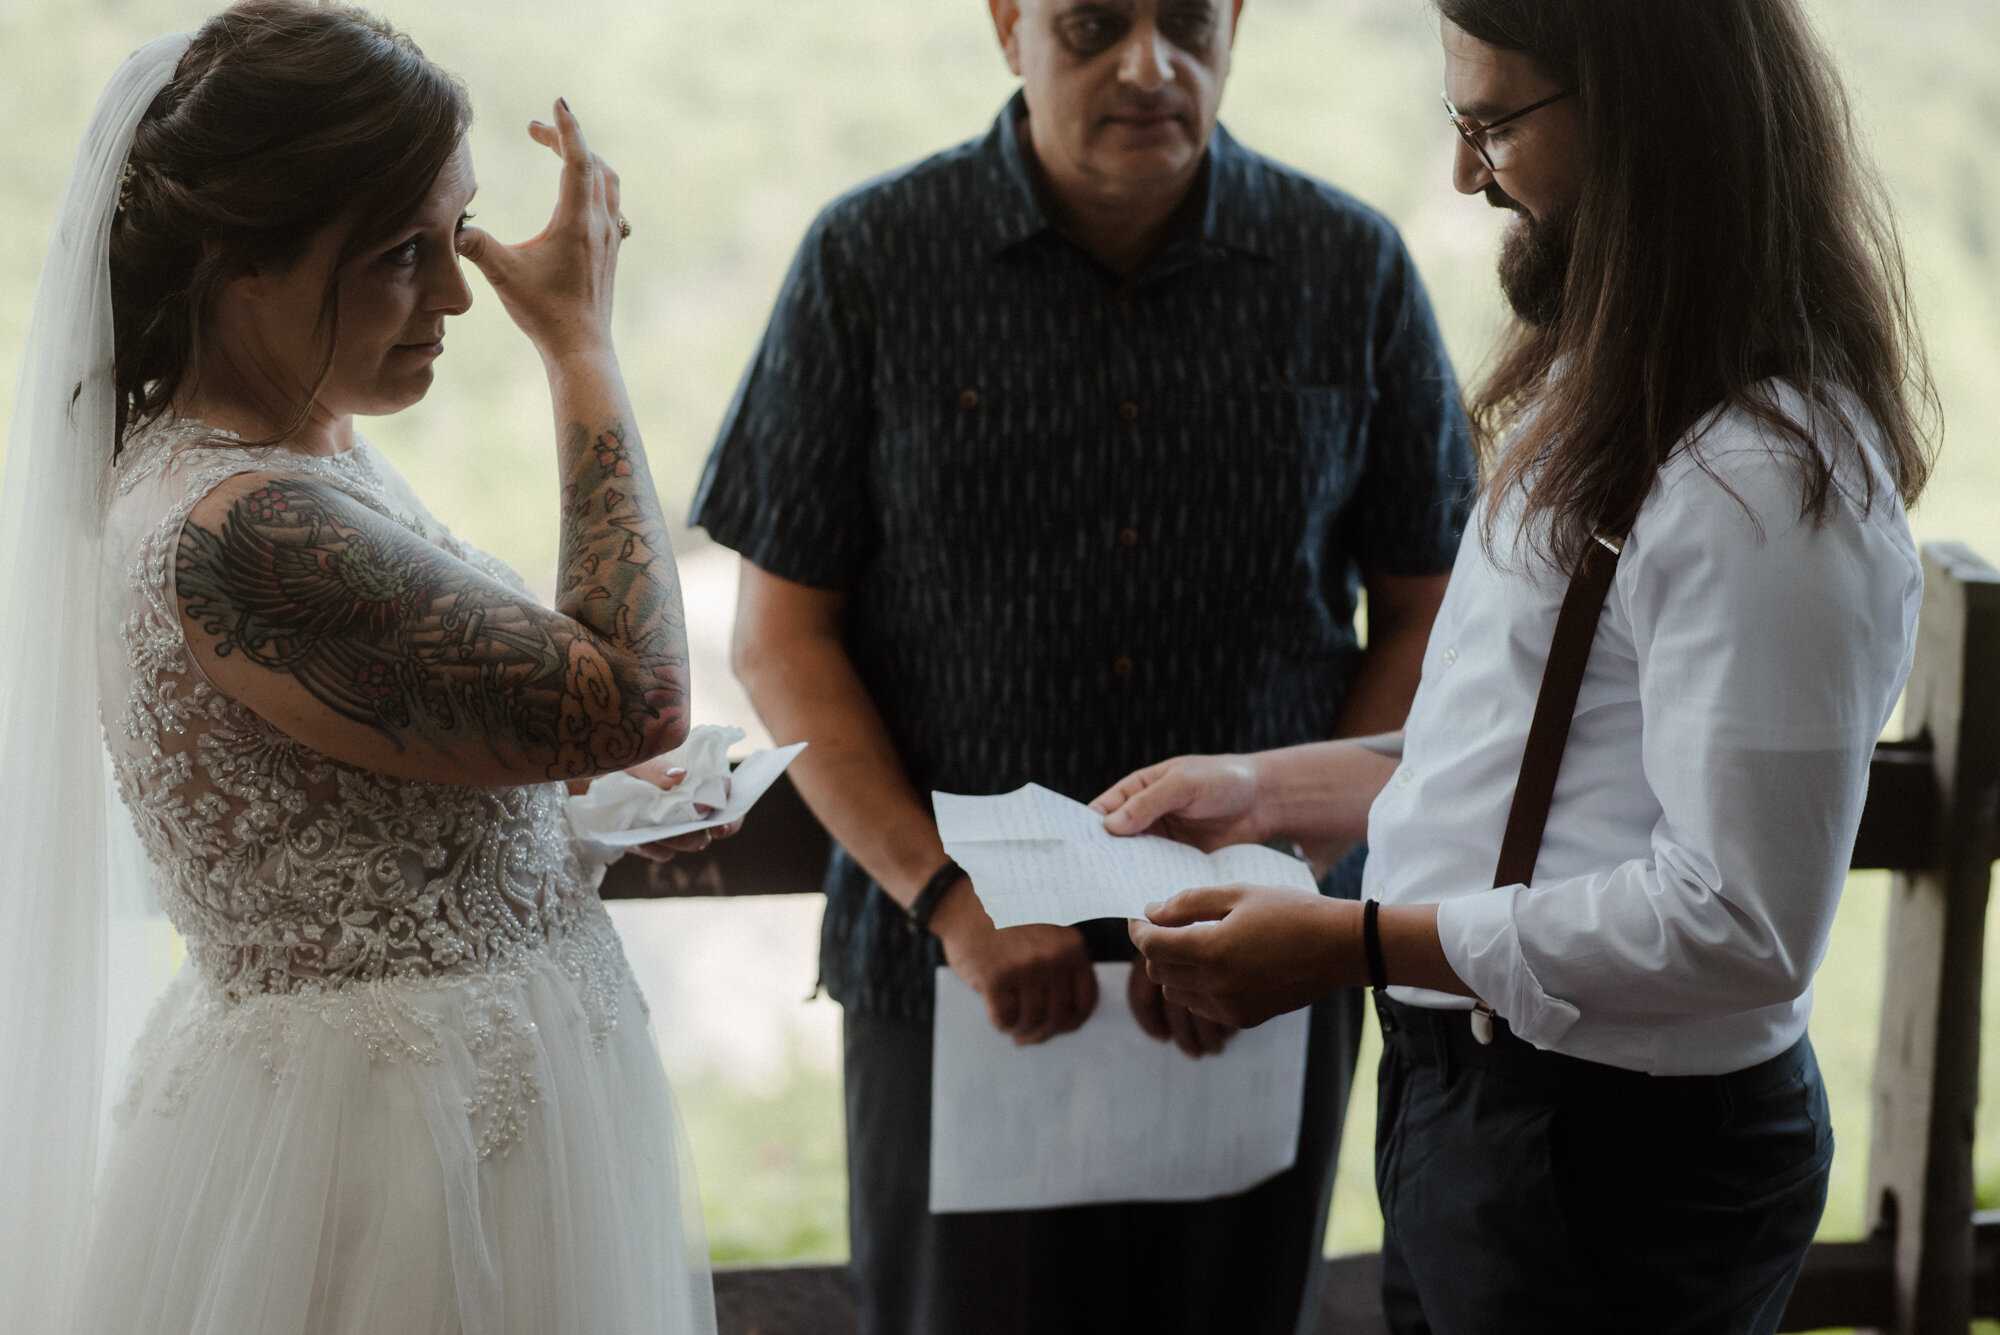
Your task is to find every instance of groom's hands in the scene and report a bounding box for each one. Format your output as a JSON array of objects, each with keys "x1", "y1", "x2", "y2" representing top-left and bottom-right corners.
[
  {"x1": 930, "y1": 877, "x2": 1098, "y2": 1046},
  {"x1": 1089, "y1": 753, "x2": 1268, "y2": 852},
  {"x1": 1131, "y1": 885, "x2": 1353, "y2": 1030}
]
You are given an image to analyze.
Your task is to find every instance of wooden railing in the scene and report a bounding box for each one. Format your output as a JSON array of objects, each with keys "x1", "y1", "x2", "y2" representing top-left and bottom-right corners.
[{"x1": 604, "y1": 542, "x2": 2000, "y2": 1335}]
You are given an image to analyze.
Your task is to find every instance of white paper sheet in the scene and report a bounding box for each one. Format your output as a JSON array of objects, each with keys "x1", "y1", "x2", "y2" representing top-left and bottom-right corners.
[
  {"x1": 932, "y1": 783, "x2": 1318, "y2": 928},
  {"x1": 928, "y1": 963, "x2": 1309, "y2": 1213},
  {"x1": 587, "y1": 742, "x2": 809, "y2": 848}
]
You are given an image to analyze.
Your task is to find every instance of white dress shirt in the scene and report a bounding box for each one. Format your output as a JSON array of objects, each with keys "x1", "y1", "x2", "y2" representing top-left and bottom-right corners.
[{"x1": 1363, "y1": 385, "x2": 1921, "y2": 1076}]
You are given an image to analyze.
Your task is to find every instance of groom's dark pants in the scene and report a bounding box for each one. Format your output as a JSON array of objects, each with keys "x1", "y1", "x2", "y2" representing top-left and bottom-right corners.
[{"x1": 1374, "y1": 997, "x2": 1833, "y2": 1335}]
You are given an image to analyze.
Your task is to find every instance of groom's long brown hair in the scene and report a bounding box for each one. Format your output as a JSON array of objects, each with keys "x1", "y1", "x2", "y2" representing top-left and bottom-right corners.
[{"x1": 1438, "y1": 0, "x2": 1936, "y2": 569}]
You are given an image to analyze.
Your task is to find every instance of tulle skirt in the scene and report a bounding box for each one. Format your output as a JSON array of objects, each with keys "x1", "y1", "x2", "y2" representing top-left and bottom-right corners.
[{"x1": 74, "y1": 911, "x2": 716, "y2": 1335}]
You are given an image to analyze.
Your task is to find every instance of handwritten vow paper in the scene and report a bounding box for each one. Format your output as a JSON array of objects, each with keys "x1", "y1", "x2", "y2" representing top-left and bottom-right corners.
[
  {"x1": 929, "y1": 963, "x2": 1309, "y2": 1212},
  {"x1": 932, "y1": 783, "x2": 1318, "y2": 928}
]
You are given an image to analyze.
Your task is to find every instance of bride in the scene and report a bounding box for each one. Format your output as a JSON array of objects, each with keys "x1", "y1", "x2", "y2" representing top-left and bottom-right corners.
[{"x1": 0, "y1": 3, "x2": 720, "y2": 1331}]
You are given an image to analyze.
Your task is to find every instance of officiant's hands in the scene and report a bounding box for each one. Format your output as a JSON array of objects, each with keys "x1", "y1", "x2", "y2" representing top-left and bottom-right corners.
[
  {"x1": 930, "y1": 878, "x2": 1099, "y2": 1045},
  {"x1": 1127, "y1": 966, "x2": 1236, "y2": 1057},
  {"x1": 457, "y1": 97, "x2": 623, "y2": 367}
]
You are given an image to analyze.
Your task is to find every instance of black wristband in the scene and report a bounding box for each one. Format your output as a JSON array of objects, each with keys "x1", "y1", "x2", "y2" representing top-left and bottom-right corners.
[
  {"x1": 905, "y1": 859, "x2": 966, "y2": 936},
  {"x1": 1362, "y1": 898, "x2": 1388, "y2": 991}
]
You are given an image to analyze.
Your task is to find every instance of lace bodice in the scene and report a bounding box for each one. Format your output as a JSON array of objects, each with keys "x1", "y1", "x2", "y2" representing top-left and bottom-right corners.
[{"x1": 99, "y1": 418, "x2": 613, "y2": 1006}]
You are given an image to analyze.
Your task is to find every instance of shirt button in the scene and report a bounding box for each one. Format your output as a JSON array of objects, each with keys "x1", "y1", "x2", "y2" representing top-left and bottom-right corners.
[
  {"x1": 1443, "y1": 647, "x2": 1459, "y2": 667},
  {"x1": 1113, "y1": 657, "x2": 1135, "y2": 679},
  {"x1": 1117, "y1": 527, "x2": 1140, "y2": 548},
  {"x1": 958, "y1": 389, "x2": 980, "y2": 411},
  {"x1": 1118, "y1": 401, "x2": 1140, "y2": 423},
  {"x1": 1397, "y1": 768, "x2": 1414, "y2": 788}
]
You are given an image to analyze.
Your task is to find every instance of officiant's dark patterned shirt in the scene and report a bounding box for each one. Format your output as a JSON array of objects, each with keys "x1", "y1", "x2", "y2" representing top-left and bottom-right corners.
[{"x1": 692, "y1": 94, "x2": 1475, "y2": 1019}]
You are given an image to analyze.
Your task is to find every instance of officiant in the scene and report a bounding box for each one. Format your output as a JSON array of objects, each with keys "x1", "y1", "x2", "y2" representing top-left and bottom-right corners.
[{"x1": 690, "y1": 1, "x2": 1472, "y2": 1330}]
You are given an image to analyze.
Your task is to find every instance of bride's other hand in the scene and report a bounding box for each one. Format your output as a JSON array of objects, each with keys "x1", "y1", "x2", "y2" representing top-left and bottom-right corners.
[
  {"x1": 629, "y1": 822, "x2": 738, "y2": 863},
  {"x1": 456, "y1": 97, "x2": 623, "y2": 364},
  {"x1": 623, "y1": 757, "x2": 740, "y2": 862}
]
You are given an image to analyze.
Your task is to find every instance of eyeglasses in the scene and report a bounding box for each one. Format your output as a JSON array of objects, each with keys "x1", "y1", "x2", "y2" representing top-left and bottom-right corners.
[{"x1": 1441, "y1": 88, "x2": 1575, "y2": 172}]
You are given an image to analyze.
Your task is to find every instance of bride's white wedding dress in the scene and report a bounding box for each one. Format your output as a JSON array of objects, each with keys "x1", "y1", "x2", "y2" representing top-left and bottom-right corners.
[{"x1": 76, "y1": 415, "x2": 716, "y2": 1335}]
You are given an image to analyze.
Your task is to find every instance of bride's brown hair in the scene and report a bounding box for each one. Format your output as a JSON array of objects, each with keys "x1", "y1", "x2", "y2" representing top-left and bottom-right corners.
[
  {"x1": 109, "y1": 0, "x2": 469, "y2": 451},
  {"x1": 1438, "y1": 0, "x2": 1937, "y2": 570}
]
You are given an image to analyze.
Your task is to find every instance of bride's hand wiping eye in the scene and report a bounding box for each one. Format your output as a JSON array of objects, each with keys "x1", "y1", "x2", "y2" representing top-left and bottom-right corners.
[{"x1": 456, "y1": 97, "x2": 626, "y2": 367}]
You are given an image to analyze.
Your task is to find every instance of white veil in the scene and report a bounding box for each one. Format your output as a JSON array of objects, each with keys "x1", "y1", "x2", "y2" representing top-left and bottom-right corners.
[{"x1": 0, "y1": 31, "x2": 194, "y2": 1332}]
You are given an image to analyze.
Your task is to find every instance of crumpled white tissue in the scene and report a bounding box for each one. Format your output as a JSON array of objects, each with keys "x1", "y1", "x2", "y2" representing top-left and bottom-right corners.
[{"x1": 566, "y1": 724, "x2": 744, "y2": 866}]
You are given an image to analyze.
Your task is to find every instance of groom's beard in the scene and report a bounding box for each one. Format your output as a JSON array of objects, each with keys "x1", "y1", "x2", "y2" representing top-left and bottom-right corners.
[{"x1": 1491, "y1": 187, "x2": 1575, "y2": 329}]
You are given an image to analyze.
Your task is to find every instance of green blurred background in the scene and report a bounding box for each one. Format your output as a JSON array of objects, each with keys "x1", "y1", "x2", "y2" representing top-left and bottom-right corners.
[{"x1": 4, "y1": 1, "x2": 1997, "y2": 1324}]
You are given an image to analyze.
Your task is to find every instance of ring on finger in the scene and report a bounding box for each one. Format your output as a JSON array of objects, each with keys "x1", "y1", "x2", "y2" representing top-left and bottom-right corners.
[{"x1": 616, "y1": 216, "x2": 632, "y2": 239}]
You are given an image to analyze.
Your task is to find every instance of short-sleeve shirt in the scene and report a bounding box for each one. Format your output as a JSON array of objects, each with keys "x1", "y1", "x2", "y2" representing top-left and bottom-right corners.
[{"x1": 692, "y1": 93, "x2": 1475, "y2": 1019}]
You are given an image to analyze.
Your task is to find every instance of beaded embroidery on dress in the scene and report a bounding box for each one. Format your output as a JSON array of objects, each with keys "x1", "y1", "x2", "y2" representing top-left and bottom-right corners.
[{"x1": 76, "y1": 417, "x2": 716, "y2": 1335}]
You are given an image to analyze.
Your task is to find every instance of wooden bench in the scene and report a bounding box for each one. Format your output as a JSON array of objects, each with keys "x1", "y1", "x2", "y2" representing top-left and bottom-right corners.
[{"x1": 605, "y1": 542, "x2": 2000, "y2": 1335}]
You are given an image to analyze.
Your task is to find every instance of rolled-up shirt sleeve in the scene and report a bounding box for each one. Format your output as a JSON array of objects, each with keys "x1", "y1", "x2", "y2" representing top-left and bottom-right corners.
[{"x1": 1435, "y1": 439, "x2": 1922, "y2": 1052}]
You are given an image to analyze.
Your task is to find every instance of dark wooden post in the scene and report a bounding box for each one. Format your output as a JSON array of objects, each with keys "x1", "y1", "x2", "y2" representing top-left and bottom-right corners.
[{"x1": 1863, "y1": 542, "x2": 2000, "y2": 1334}]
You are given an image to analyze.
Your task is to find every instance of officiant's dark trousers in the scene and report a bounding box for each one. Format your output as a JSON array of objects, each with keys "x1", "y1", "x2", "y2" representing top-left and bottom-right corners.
[
  {"x1": 840, "y1": 849, "x2": 1366, "y2": 1335},
  {"x1": 1372, "y1": 997, "x2": 1833, "y2": 1335},
  {"x1": 843, "y1": 988, "x2": 1354, "y2": 1335}
]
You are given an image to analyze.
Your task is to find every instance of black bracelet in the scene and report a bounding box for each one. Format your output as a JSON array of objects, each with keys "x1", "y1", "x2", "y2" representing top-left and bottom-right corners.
[
  {"x1": 905, "y1": 858, "x2": 966, "y2": 936},
  {"x1": 1362, "y1": 898, "x2": 1388, "y2": 991}
]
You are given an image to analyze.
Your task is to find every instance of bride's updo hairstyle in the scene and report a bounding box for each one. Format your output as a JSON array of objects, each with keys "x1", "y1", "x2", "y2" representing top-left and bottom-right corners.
[{"x1": 110, "y1": 0, "x2": 469, "y2": 449}]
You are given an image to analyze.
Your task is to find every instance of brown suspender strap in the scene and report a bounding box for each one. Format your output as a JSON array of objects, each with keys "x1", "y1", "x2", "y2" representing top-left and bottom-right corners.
[{"x1": 1491, "y1": 535, "x2": 1625, "y2": 890}]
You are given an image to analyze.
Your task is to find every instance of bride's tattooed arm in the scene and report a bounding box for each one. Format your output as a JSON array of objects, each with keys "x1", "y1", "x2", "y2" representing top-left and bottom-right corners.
[{"x1": 175, "y1": 419, "x2": 689, "y2": 786}]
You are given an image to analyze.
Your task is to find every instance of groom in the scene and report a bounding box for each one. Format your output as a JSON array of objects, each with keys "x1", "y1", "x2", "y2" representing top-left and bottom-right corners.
[{"x1": 692, "y1": 1, "x2": 1473, "y2": 1331}]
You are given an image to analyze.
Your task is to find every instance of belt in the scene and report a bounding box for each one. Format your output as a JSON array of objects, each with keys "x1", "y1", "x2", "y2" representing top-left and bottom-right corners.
[{"x1": 1375, "y1": 995, "x2": 1810, "y2": 1111}]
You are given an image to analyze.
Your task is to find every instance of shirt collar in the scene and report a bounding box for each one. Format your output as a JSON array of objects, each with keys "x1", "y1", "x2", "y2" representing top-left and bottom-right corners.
[{"x1": 979, "y1": 90, "x2": 1275, "y2": 264}]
